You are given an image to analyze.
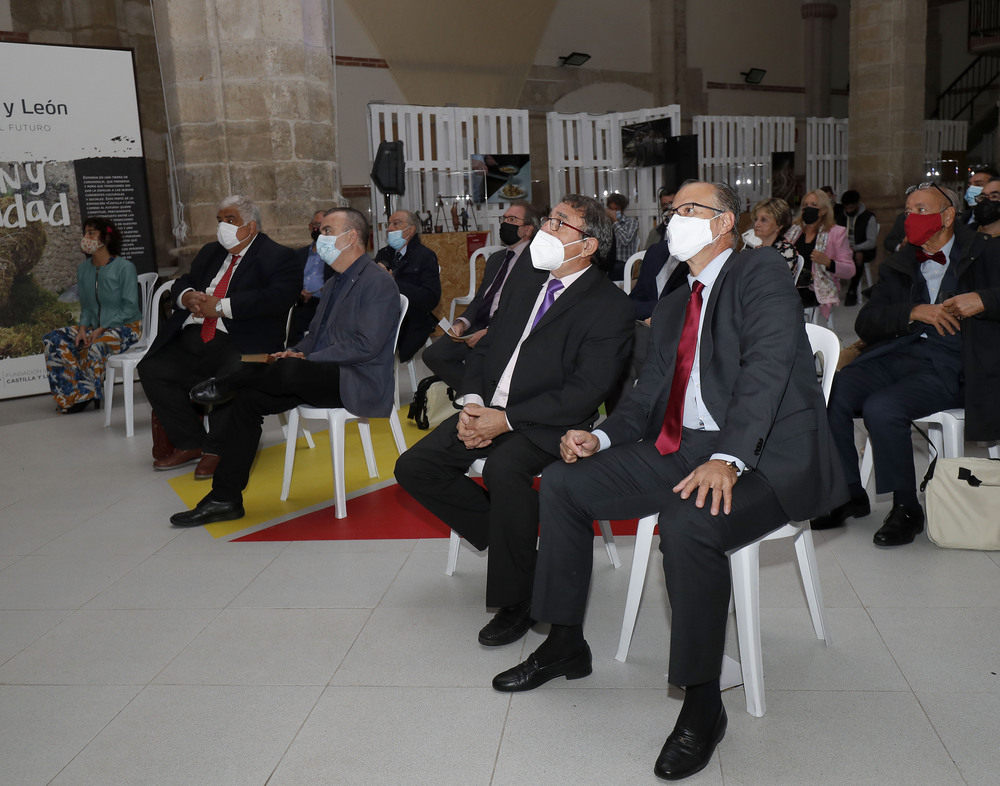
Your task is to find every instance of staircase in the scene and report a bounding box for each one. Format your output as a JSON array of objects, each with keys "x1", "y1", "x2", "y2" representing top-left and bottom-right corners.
[{"x1": 932, "y1": 54, "x2": 1000, "y2": 157}]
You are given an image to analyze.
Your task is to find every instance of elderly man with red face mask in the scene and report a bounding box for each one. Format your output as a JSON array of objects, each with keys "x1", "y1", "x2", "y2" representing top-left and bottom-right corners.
[{"x1": 813, "y1": 182, "x2": 1000, "y2": 546}]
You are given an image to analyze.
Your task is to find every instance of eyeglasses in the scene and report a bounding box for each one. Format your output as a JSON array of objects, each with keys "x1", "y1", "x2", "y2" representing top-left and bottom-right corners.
[
  {"x1": 905, "y1": 181, "x2": 952, "y2": 205},
  {"x1": 975, "y1": 192, "x2": 1000, "y2": 203},
  {"x1": 663, "y1": 202, "x2": 723, "y2": 220},
  {"x1": 498, "y1": 215, "x2": 525, "y2": 225},
  {"x1": 543, "y1": 215, "x2": 590, "y2": 236}
]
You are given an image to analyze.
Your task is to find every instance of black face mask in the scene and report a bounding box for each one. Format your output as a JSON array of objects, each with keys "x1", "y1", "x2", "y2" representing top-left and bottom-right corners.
[
  {"x1": 499, "y1": 222, "x2": 522, "y2": 246},
  {"x1": 801, "y1": 206, "x2": 821, "y2": 225},
  {"x1": 973, "y1": 199, "x2": 1000, "y2": 227},
  {"x1": 311, "y1": 228, "x2": 321, "y2": 242}
]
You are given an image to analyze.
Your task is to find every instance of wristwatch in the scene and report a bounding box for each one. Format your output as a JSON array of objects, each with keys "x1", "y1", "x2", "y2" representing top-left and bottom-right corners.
[{"x1": 214, "y1": 300, "x2": 225, "y2": 316}]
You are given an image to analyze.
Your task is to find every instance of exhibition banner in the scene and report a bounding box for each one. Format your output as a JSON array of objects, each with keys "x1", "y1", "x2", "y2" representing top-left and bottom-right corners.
[{"x1": 0, "y1": 42, "x2": 155, "y2": 399}]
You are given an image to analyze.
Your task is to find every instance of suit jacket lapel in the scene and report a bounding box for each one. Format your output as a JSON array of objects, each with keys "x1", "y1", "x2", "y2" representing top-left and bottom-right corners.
[
  {"x1": 529, "y1": 265, "x2": 599, "y2": 334},
  {"x1": 699, "y1": 252, "x2": 737, "y2": 371}
]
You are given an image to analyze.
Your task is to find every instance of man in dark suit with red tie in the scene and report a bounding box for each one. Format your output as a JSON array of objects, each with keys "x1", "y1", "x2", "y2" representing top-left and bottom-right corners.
[
  {"x1": 492, "y1": 181, "x2": 846, "y2": 781},
  {"x1": 812, "y1": 182, "x2": 1000, "y2": 546},
  {"x1": 422, "y1": 201, "x2": 539, "y2": 390},
  {"x1": 395, "y1": 195, "x2": 634, "y2": 649},
  {"x1": 139, "y1": 195, "x2": 300, "y2": 478}
]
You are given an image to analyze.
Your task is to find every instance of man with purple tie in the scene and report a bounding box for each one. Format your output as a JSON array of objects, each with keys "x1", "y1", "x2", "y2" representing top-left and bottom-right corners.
[{"x1": 395, "y1": 195, "x2": 633, "y2": 649}]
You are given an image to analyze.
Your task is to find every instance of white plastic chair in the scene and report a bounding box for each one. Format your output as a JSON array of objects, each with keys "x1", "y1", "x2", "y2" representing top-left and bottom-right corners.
[
  {"x1": 448, "y1": 244, "x2": 505, "y2": 323},
  {"x1": 103, "y1": 276, "x2": 169, "y2": 437},
  {"x1": 860, "y1": 408, "x2": 966, "y2": 492},
  {"x1": 791, "y1": 254, "x2": 805, "y2": 287},
  {"x1": 615, "y1": 323, "x2": 840, "y2": 718},
  {"x1": 445, "y1": 458, "x2": 621, "y2": 575},
  {"x1": 622, "y1": 251, "x2": 645, "y2": 295},
  {"x1": 279, "y1": 294, "x2": 409, "y2": 519}
]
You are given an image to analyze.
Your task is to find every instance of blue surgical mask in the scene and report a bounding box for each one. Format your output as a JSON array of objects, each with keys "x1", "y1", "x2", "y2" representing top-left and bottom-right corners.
[
  {"x1": 387, "y1": 229, "x2": 407, "y2": 250},
  {"x1": 316, "y1": 232, "x2": 348, "y2": 266},
  {"x1": 966, "y1": 185, "x2": 983, "y2": 206}
]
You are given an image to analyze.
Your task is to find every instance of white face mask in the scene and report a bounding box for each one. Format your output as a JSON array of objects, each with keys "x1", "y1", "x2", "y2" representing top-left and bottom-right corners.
[
  {"x1": 217, "y1": 221, "x2": 246, "y2": 250},
  {"x1": 666, "y1": 214, "x2": 721, "y2": 262},
  {"x1": 741, "y1": 228, "x2": 762, "y2": 249},
  {"x1": 315, "y1": 232, "x2": 349, "y2": 266},
  {"x1": 529, "y1": 230, "x2": 584, "y2": 271}
]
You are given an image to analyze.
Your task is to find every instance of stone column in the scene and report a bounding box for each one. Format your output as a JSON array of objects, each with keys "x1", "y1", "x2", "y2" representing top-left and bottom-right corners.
[
  {"x1": 650, "y1": 0, "x2": 704, "y2": 121},
  {"x1": 849, "y1": 0, "x2": 927, "y2": 255},
  {"x1": 152, "y1": 0, "x2": 340, "y2": 256},
  {"x1": 802, "y1": 1, "x2": 838, "y2": 117}
]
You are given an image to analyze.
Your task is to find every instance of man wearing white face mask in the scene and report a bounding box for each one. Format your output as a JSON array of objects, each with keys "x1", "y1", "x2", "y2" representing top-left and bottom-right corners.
[
  {"x1": 395, "y1": 194, "x2": 634, "y2": 648},
  {"x1": 169, "y1": 208, "x2": 400, "y2": 527},
  {"x1": 139, "y1": 195, "x2": 300, "y2": 478},
  {"x1": 374, "y1": 210, "x2": 441, "y2": 362},
  {"x1": 494, "y1": 180, "x2": 846, "y2": 781}
]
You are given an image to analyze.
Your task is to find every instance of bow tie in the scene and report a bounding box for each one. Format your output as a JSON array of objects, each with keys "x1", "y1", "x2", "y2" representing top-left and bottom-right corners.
[{"x1": 915, "y1": 248, "x2": 947, "y2": 265}]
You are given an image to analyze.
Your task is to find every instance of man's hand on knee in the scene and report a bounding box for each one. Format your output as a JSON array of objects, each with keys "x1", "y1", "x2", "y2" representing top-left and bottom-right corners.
[
  {"x1": 673, "y1": 459, "x2": 739, "y2": 516},
  {"x1": 461, "y1": 403, "x2": 509, "y2": 441},
  {"x1": 560, "y1": 430, "x2": 599, "y2": 463}
]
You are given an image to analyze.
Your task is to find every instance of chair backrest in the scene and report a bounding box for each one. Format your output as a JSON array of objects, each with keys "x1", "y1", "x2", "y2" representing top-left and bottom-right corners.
[
  {"x1": 622, "y1": 251, "x2": 645, "y2": 295},
  {"x1": 141, "y1": 280, "x2": 176, "y2": 351},
  {"x1": 470, "y1": 244, "x2": 506, "y2": 286},
  {"x1": 804, "y1": 323, "x2": 840, "y2": 404},
  {"x1": 132, "y1": 272, "x2": 160, "y2": 350},
  {"x1": 393, "y1": 293, "x2": 409, "y2": 353},
  {"x1": 792, "y1": 254, "x2": 805, "y2": 286}
]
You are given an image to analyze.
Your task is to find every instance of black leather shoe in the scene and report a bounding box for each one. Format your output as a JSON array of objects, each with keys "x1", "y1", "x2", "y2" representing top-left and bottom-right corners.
[
  {"x1": 190, "y1": 378, "x2": 235, "y2": 406},
  {"x1": 170, "y1": 497, "x2": 245, "y2": 527},
  {"x1": 491, "y1": 643, "x2": 592, "y2": 692},
  {"x1": 654, "y1": 705, "x2": 727, "y2": 781},
  {"x1": 478, "y1": 602, "x2": 534, "y2": 646},
  {"x1": 873, "y1": 504, "x2": 924, "y2": 547},
  {"x1": 810, "y1": 494, "x2": 871, "y2": 530}
]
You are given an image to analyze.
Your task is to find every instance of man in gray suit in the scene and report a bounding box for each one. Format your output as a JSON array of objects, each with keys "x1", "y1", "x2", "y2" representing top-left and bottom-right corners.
[
  {"x1": 169, "y1": 207, "x2": 401, "y2": 527},
  {"x1": 492, "y1": 181, "x2": 847, "y2": 780},
  {"x1": 422, "y1": 201, "x2": 539, "y2": 390}
]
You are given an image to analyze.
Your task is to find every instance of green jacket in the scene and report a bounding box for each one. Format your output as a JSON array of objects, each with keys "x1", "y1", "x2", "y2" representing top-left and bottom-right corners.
[{"x1": 76, "y1": 256, "x2": 142, "y2": 328}]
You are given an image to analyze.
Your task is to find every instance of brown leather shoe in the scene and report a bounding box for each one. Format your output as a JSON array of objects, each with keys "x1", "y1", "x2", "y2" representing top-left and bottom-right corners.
[
  {"x1": 153, "y1": 447, "x2": 202, "y2": 471},
  {"x1": 151, "y1": 411, "x2": 174, "y2": 461},
  {"x1": 194, "y1": 453, "x2": 220, "y2": 480}
]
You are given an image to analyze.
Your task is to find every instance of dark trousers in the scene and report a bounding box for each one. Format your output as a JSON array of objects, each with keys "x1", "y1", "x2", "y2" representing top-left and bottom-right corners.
[
  {"x1": 138, "y1": 326, "x2": 244, "y2": 452},
  {"x1": 421, "y1": 335, "x2": 472, "y2": 391},
  {"x1": 828, "y1": 346, "x2": 962, "y2": 494},
  {"x1": 531, "y1": 431, "x2": 786, "y2": 687},
  {"x1": 393, "y1": 413, "x2": 559, "y2": 607},
  {"x1": 211, "y1": 358, "x2": 342, "y2": 503}
]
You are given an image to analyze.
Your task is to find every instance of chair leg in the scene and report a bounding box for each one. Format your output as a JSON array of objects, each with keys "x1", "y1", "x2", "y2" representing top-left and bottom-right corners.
[
  {"x1": 357, "y1": 419, "x2": 380, "y2": 479},
  {"x1": 794, "y1": 527, "x2": 830, "y2": 644},
  {"x1": 103, "y1": 366, "x2": 115, "y2": 428},
  {"x1": 859, "y1": 436, "x2": 874, "y2": 492},
  {"x1": 280, "y1": 409, "x2": 300, "y2": 501},
  {"x1": 730, "y1": 541, "x2": 766, "y2": 717},
  {"x1": 330, "y1": 415, "x2": 348, "y2": 519},
  {"x1": 123, "y1": 365, "x2": 135, "y2": 438},
  {"x1": 597, "y1": 519, "x2": 620, "y2": 569},
  {"x1": 615, "y1": 514, "x2": 657, "y2": 663},
  {"x1": 388, "y1": 410, "x2": 407, "y2": 455},
  {"x1": 940, "y1": 414, "x2": 964, "y2": 458},
  {"x1": 445, "y1": 530, "x2": 461, "y2": 576}
]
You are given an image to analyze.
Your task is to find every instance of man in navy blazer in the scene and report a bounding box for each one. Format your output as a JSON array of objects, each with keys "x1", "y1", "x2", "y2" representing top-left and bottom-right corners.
[
  {"x1": 139, "y1": 196, "x2": 300, "y2": 477},
  {"x1": 422, "y1": 201, "x2": 539, "y2": 390},
  {"x1": 374, "y1": 210, "x2": 441, "y2": 362},
  {"x1": 395, "y1": 194, "x2": 634, "y2": 648},
  {"x1": 492, "y1": 181, "x2": 846, "y2": 780},
  {"x1": 169, "y1": 207, "x2": 401, "y2": 527}
]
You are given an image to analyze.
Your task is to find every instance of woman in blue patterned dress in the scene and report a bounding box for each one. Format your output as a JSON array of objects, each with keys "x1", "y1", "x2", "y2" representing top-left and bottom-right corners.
[{"x1": 43, "y1": 217, "x2": 142, "y2": 413}]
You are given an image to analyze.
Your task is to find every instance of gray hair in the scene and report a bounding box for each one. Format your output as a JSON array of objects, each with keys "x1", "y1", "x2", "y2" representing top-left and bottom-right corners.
[
  {"x1": 680, "y1": 179, "x2": 741, "y2": 246},
  {"x1": 512, "y1": 200, "x2": 541, "y2": 232},
  {"x1": 560, "y1": 194, "x2": 612, "y2": 262},
  {"x1": 401, "y1": 210, "x2": 421, "y2": 237},
  {"x1": 219, "y1": 195, "x2": 262, "y2": 230}
]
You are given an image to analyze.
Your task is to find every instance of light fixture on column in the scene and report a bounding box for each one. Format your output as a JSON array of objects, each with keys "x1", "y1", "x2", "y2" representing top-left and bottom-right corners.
[
  {"x1": 559, "y1": 52, "x2": 591, "y2": 67},
  {"x1": 741, "y1": 68, "x2": 766, "y2": 85}
]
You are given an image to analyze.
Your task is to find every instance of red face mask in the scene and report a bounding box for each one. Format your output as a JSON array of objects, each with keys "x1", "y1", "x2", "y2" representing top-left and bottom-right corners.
[{"x1": 904, "y1": 211, "x2": 943, "y2": 247}]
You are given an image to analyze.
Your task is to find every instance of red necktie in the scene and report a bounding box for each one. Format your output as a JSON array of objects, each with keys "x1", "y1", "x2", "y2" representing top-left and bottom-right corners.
[
  {"x1": 655, "y1": 280, "x2": 704, "y2": 455},
  {"x1": 915, "y1": 249, "x2": 947, "y2": 265},
  {"x1": 200, "y1": 254, "x2": 240, "y2": 342}
]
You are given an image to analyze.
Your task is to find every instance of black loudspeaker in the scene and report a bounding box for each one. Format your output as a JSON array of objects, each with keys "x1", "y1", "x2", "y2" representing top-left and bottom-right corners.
[
  {"x1": 371, "y1": 140, "x2": 405, "y2": 196},
  {"x1": 662, "y1": 135, "x2": 699, "y2": 188}
]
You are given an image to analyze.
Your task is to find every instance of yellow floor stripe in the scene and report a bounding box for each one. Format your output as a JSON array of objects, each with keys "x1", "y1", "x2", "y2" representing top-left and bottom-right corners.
[{"x1": 167, "y1": 410, "x2": 427, "y2": 538}]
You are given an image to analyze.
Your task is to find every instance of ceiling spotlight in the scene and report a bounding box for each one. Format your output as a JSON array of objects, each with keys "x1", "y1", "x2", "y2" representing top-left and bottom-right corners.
[
  {"x1": 741, "y1": 68, "x2": 766, "y2": 85},
  {"x1": 559, "y1": 52, "x2": 591, "y2": 67}
]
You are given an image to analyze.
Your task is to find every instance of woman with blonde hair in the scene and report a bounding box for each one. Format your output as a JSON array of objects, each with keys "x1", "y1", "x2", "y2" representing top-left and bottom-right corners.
[
  {"x1": 747, "y1": 197, "x2": 798, "y2": 278},
  {"x1": 784, "y1": 189, "x2": 855, "y2": 314}
]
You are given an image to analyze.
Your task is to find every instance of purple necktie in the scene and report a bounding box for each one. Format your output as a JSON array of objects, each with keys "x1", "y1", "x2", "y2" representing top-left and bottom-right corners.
[{"x1": 531, "y1": 278, "x2": 564, "y2": 331}]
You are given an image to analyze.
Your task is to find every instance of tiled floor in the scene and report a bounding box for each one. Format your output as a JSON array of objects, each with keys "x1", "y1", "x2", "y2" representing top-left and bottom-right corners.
[{"x1": 2, "y1": 310, "x2": 999, "y2": 785}]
